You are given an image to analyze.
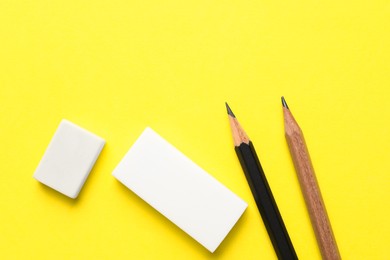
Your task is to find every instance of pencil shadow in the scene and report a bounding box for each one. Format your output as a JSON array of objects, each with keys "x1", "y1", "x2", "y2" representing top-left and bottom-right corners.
[{"x1": 113, "y1": 179, "x2": 247, "y2": 256}]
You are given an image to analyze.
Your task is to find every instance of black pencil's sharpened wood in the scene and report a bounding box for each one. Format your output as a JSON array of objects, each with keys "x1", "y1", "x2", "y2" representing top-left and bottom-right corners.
[
  {"x1": 225, "y1": 102, "x2": 236, "y2": 118},
  {"x1": 281, "y1": 96, "x2": 289, "y2": 109}
]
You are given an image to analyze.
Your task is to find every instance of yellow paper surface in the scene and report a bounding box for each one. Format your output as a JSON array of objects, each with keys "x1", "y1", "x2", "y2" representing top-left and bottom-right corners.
[{"x1": 1, "y1": 1, "x2": 389, "y2": 259}]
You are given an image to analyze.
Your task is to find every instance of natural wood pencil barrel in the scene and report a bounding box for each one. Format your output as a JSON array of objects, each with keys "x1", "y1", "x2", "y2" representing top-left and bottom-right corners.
[{"x1": 283, "y1": 105, "x2": 341, "y2": 260}]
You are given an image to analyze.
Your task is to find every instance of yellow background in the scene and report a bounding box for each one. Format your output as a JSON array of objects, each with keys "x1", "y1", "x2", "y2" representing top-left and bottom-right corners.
[{"x1": 1, "y1": 0, "x2": 389, "y2": 259}]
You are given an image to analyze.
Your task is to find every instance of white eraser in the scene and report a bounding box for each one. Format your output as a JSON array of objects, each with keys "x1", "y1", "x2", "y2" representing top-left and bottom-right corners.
[
  {"x1": 113, "y1": 127, "x2": 247, "y2": 252},
  {"x1": 33, "y1": 120, "x2": 105, "y2": 199}
]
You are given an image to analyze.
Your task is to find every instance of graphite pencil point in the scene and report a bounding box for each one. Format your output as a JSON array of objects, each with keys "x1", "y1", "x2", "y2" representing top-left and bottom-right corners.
[
  {"x1": 281, "y1": 96, "x2": 289, "y2": 109},
  {"x1": 225, "y1": 102, "x2": 236, "y2": 118}
]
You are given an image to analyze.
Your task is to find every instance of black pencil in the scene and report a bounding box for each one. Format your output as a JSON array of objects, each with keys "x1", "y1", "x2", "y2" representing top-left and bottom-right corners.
[{"x1": 226, "y1": 103, "x2": 297, "y2": 260}]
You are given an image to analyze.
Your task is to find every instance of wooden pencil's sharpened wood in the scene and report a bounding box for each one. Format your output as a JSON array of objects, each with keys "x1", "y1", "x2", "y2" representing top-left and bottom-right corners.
[{"x1": 283, "y1": 106, "x2": 341, "y2": 260}]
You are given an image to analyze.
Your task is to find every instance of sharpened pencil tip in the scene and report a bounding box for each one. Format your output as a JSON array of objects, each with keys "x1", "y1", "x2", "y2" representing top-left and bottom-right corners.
[
  {"x1": 225, "y1": 102, "x2": 236, "y2": 118},
  {"x1": 281, "y1": 96, "x2": 289, "y2": 109}
]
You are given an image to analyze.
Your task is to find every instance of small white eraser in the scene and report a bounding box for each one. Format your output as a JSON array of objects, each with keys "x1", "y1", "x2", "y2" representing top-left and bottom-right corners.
[
  {"x1": 113, "y1": 127, "x2": 247, "y2": 252},
  {"x1": 33, "y1": 120, "x2": 105, "y2": 199}
]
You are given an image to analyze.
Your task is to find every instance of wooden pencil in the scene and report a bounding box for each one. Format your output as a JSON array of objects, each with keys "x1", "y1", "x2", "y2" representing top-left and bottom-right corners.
[
  {"x1": 226, "y1": 103, "x2": 297, "y2": 260},
  {"x1": 282, "y1": 97, "x2": 340, "y2": 260}
]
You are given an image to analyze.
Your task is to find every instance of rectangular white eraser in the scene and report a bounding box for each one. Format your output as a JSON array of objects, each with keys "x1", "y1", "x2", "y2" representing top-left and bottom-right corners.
[
  {"x1": 33, "y1": 119, "x2": 105, "y2": 199},
  {"x1": 113, "y1": 127, "x2": 247, "y2": 252}
]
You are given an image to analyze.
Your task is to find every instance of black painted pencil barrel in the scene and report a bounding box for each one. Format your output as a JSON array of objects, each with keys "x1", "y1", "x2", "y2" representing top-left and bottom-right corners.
[{"x1": 235, "y1": 142, "x2": 297, "y2": 260}]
